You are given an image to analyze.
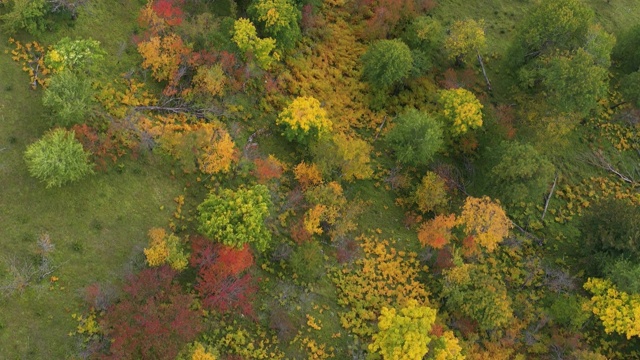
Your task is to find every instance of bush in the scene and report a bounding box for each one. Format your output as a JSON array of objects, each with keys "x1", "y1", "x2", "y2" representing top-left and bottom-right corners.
[
  {"x1": 24, "y1": 128, "x2": 93, "y2": 188},
  {"x1": 289, "y1": 241, "x2": 325, "y2": 283}
]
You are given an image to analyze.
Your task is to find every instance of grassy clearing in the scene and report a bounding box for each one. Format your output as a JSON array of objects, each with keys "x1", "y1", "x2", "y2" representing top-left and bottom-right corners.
[{"x1": 0, "y1": 4, "x2": 184, "y2": 359}]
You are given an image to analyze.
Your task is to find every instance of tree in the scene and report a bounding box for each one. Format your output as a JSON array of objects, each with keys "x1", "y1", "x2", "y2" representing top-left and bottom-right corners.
[
  {"x1": 438, "y1": 88, "x2": 483, "y2": 136},
  {"x1": 197, "y1": 185, "x2": 272, "y2": 252},
  {"x1": 276, "y1": 96, "x2": 332, "y2": 143},
  {"x1": 386, "y1": 109, "x2": 443, "y2": 167},
  {"x1": 579, "y1": 198, "x2": 640, "y2": 259},
  {"x1": 143, "y1": 228, "x2": 189, "y2": 271},
  {"x1": 100, "y1": 266, "x2": 203, "y2": 360},
  {"x1": 619, "y1": 71, "x2": 640, "y2": 107},
  {"x1": 413, "y1": 172, "x2": 448, "y2": 214},
  {"x1": 311, "y1": 132, "x2": 373, "y2": 182},
  {"x1": 534, "y1": 49, "x2": 609, "y2": 116},
  {"x1": 137, "y1": 34, "x2": 191, "y2": 87},
  {"x1": 361, "y1": 39, "x2": 413, "y2": 90},
  {"x1": 404, "y1": 16, "x2": 444, "y2": 53},
  {"x1": 368, "y1": 300, "x2": 437, "y2": 360},
  {"x1": 457, "y1": 196, "x2": 511, "y2": 253},
  {"x1": 190, "y1": 236, "x2": 257, "y2": 316},
  {"x1": 507, "y1": 0, "x2": 593, "y2": 69},
  {"x1": 490, "y1": 141, "x2": 555, "y2": 204},
  {"x1": 444, "y1": 19, "x2": 486, "y2": 65},
  {"x1": 613, "y1": 23, "x2": 640, "y2": 73},
  {"x1": 417, "y1": 214, "x2": 457, "y2": 249},
  {"x1": 232, "y1": 18, "x2": 278, "y2": 70},
  {"x1": 0, "y1": 0, "x2": 47, "y2": 35},
  {"x1": 583, "y1": 277, "x2": 640, "y2": 339},
  {"x1": 248, "y1": 0, "x2": 301, "y2": 50},
  {"x1": 44, "y1": 37, "x2": 106, "y2": 73},
  {"x1": 441, "y1": 263, "x2": 513, "y2": 332},
  {"x1": 24, "y1": 128, "x2": 93, "y2": 188},
  {"x1": 42, "y1": 71, "x2": 95, "y2": 126}
]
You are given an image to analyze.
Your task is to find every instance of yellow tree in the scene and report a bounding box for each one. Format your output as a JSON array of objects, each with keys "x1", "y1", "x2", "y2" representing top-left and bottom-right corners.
[
  {"x1": 369, "y1": 299, "x2": 437, "y2": 360},
  {"x1": 232, "y1": 18, "x2": 278, "y2": 70},
  {"x1": 444, "y1": 19, "x2": 486, "y2": 64},
  {"x1": 311, "y1": 132, "x2": 373, "y2": 182},
  {"x1": 277, "y1": 96, "x2": 332, "y2": 143},
  {"x1": 438, "y1": 88, "x2": 483, "y2": 136},
  {"x1": 144, "y1": 228, "x2": 189, "y2": 271},
  {"x1": 414, "y1": 172, "x2": 449, "y2": 214},
  {"x1": 457, "y1": 196, "x2": 511, "y2": 253},
  {"x1": 137, "y1": 34, "x2": 191, "y2": 85},
  {"x1": 583, "y1": 278, "x2": 640, "y2": 339}
]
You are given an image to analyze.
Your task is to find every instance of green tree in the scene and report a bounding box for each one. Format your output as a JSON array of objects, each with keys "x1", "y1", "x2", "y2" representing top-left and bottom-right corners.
[
  {"x1": 368, "y1": 300, "x2": 437, "y2": 360},
  {"x1": 619, "y1": 71, "x2": 640, "y2": 107},
  {"x1": 386, "y1": 109, "x2": 443, "y2": 167},
  {"x1": 403, "y1": 16, "x2": 444, "y2": 74},
  {"x1": 44, "y1": 37, "x2": 106, "y2": 73},
  {"x1": 579, "y1": 198, "x2": 640, "y2": 259},
  {"x1": 444, "y1": 19, "x2": 486, "y2": 65},
  {"x1": 613, "y1": 23, "x2": 640, "y2": 73},
  {"x1": 441, "y1": 263, "x2": 513, "y2": 332},
  {"x1": 311, "y1": 132, "x2": 373, "y2": 182},
  {"x1": 361, "y1": 39, "x2": 413, "y2": 90},
  {"x1": 42, "y1": 71, "x2": 95, "y2": 126},
  {"x1": 0, "y1": 0, "x2": 47, "y2": 35},
  {"x1": 197, "y1": 185, "x2": 272, "y2": 252},
  {"x1": 507, "y1": 0, "x2": 593, "y2": 69},
  {"x1": 248, "y1": 0, "x2": 301, "y2": 50},
  {"x1": 24, "y1": 128, "x2": 94, "y2": 188},
  {"x1": 604, "y1": 259, "x2": 640, "y2": 294},
  {"x1": 437, "y1": 88, "x2": 483, "y2": 136},
  {"x1": 232, "y1": 18, "x2": 278, "y2": 70},
  {"x1": 490, "y1": 141, "x2": 555, "y2": 204},
  {"x1": 534, "y1": 49, "x2": 609, "y2": 116}
]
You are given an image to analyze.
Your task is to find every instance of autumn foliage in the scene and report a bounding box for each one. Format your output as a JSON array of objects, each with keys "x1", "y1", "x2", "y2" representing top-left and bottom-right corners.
[
  {"x1": 99, "y1": 266, "x2": 202, "y2": 360},
  {"x1": 190, "y1": 236, "x2": 257, "y2": 317}
]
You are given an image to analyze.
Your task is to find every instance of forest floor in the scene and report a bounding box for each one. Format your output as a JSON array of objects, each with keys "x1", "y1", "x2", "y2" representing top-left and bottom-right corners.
[{"x1": 0, "y1": 2, "x2": 183, "y2": 358}]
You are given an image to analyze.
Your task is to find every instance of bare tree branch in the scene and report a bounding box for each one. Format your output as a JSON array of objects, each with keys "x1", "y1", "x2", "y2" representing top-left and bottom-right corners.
[
  {"x1": 541, "y1": 173, "x2": 559, "y2": 221},
  {"x1": 582, "y1": 149, "x2": 637, "y2": 185}
]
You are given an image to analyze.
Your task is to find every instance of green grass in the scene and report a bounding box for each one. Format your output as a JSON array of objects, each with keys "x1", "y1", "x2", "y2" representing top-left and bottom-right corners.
[{"x1": 0, "y1": 4, "x2": 184, "y2": 358}]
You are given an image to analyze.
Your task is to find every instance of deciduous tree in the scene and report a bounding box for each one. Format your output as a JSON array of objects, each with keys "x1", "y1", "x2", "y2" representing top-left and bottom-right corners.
[
  {"x1": 248, "y1": 0, "x2": 301, "y2": 50},
  {"x1": 490, "y1": 141, "x2": 555, "y2": 204},
  {"x1": 276, "y1": 96, "x2": 332, "y2": 143},
  {"x1": 311, "y1": 132, "x2": 373, "y2": 181},
  {"x1": 438, "y1": 88, "x2": 483, "y2": 136},
  {"x1": 197, "y1": 185, "x2": 272, "y2": 252},
  {"x1": 444, "y1": 19, "x2": 486, "y2": 65},
  {"x1": 368, "y1": 300, "x2": 437, "y2": 360},
  {"x1": 413, "y1": 172, "x2": 448, "y2": 214},
  {"x1": 100, "y1": 266, "x2": 202, "y2": 360},
  {"x1": 24, "y1": 128, "x2": 93, "y2": 188},
  {"x1": 42, "y1": 71, "x2": 95, "y2": 126},
  {"x1": 386, "y1": 109, "x2": 443, "y2": 167},
  {"x1": 361, "y1": 39, "x2": 413, "y2": 90},
  {"x1": 232, "y1": 18, "x2": 278, "y2": 70},
  {"x1": 457, "y1": 196, "x2": 511, "y2": 253}
]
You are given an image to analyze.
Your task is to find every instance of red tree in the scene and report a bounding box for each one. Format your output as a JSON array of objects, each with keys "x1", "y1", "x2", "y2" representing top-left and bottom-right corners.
[
  {"x1": 190, "y1": 236, "x2": 258, "y2": 317},
  {"x1": 100, "y1": 266, "x2": 202, "y2": 360},
  {"x1": 152, "y1": 0, "x2": 185, "y2": 26}
]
